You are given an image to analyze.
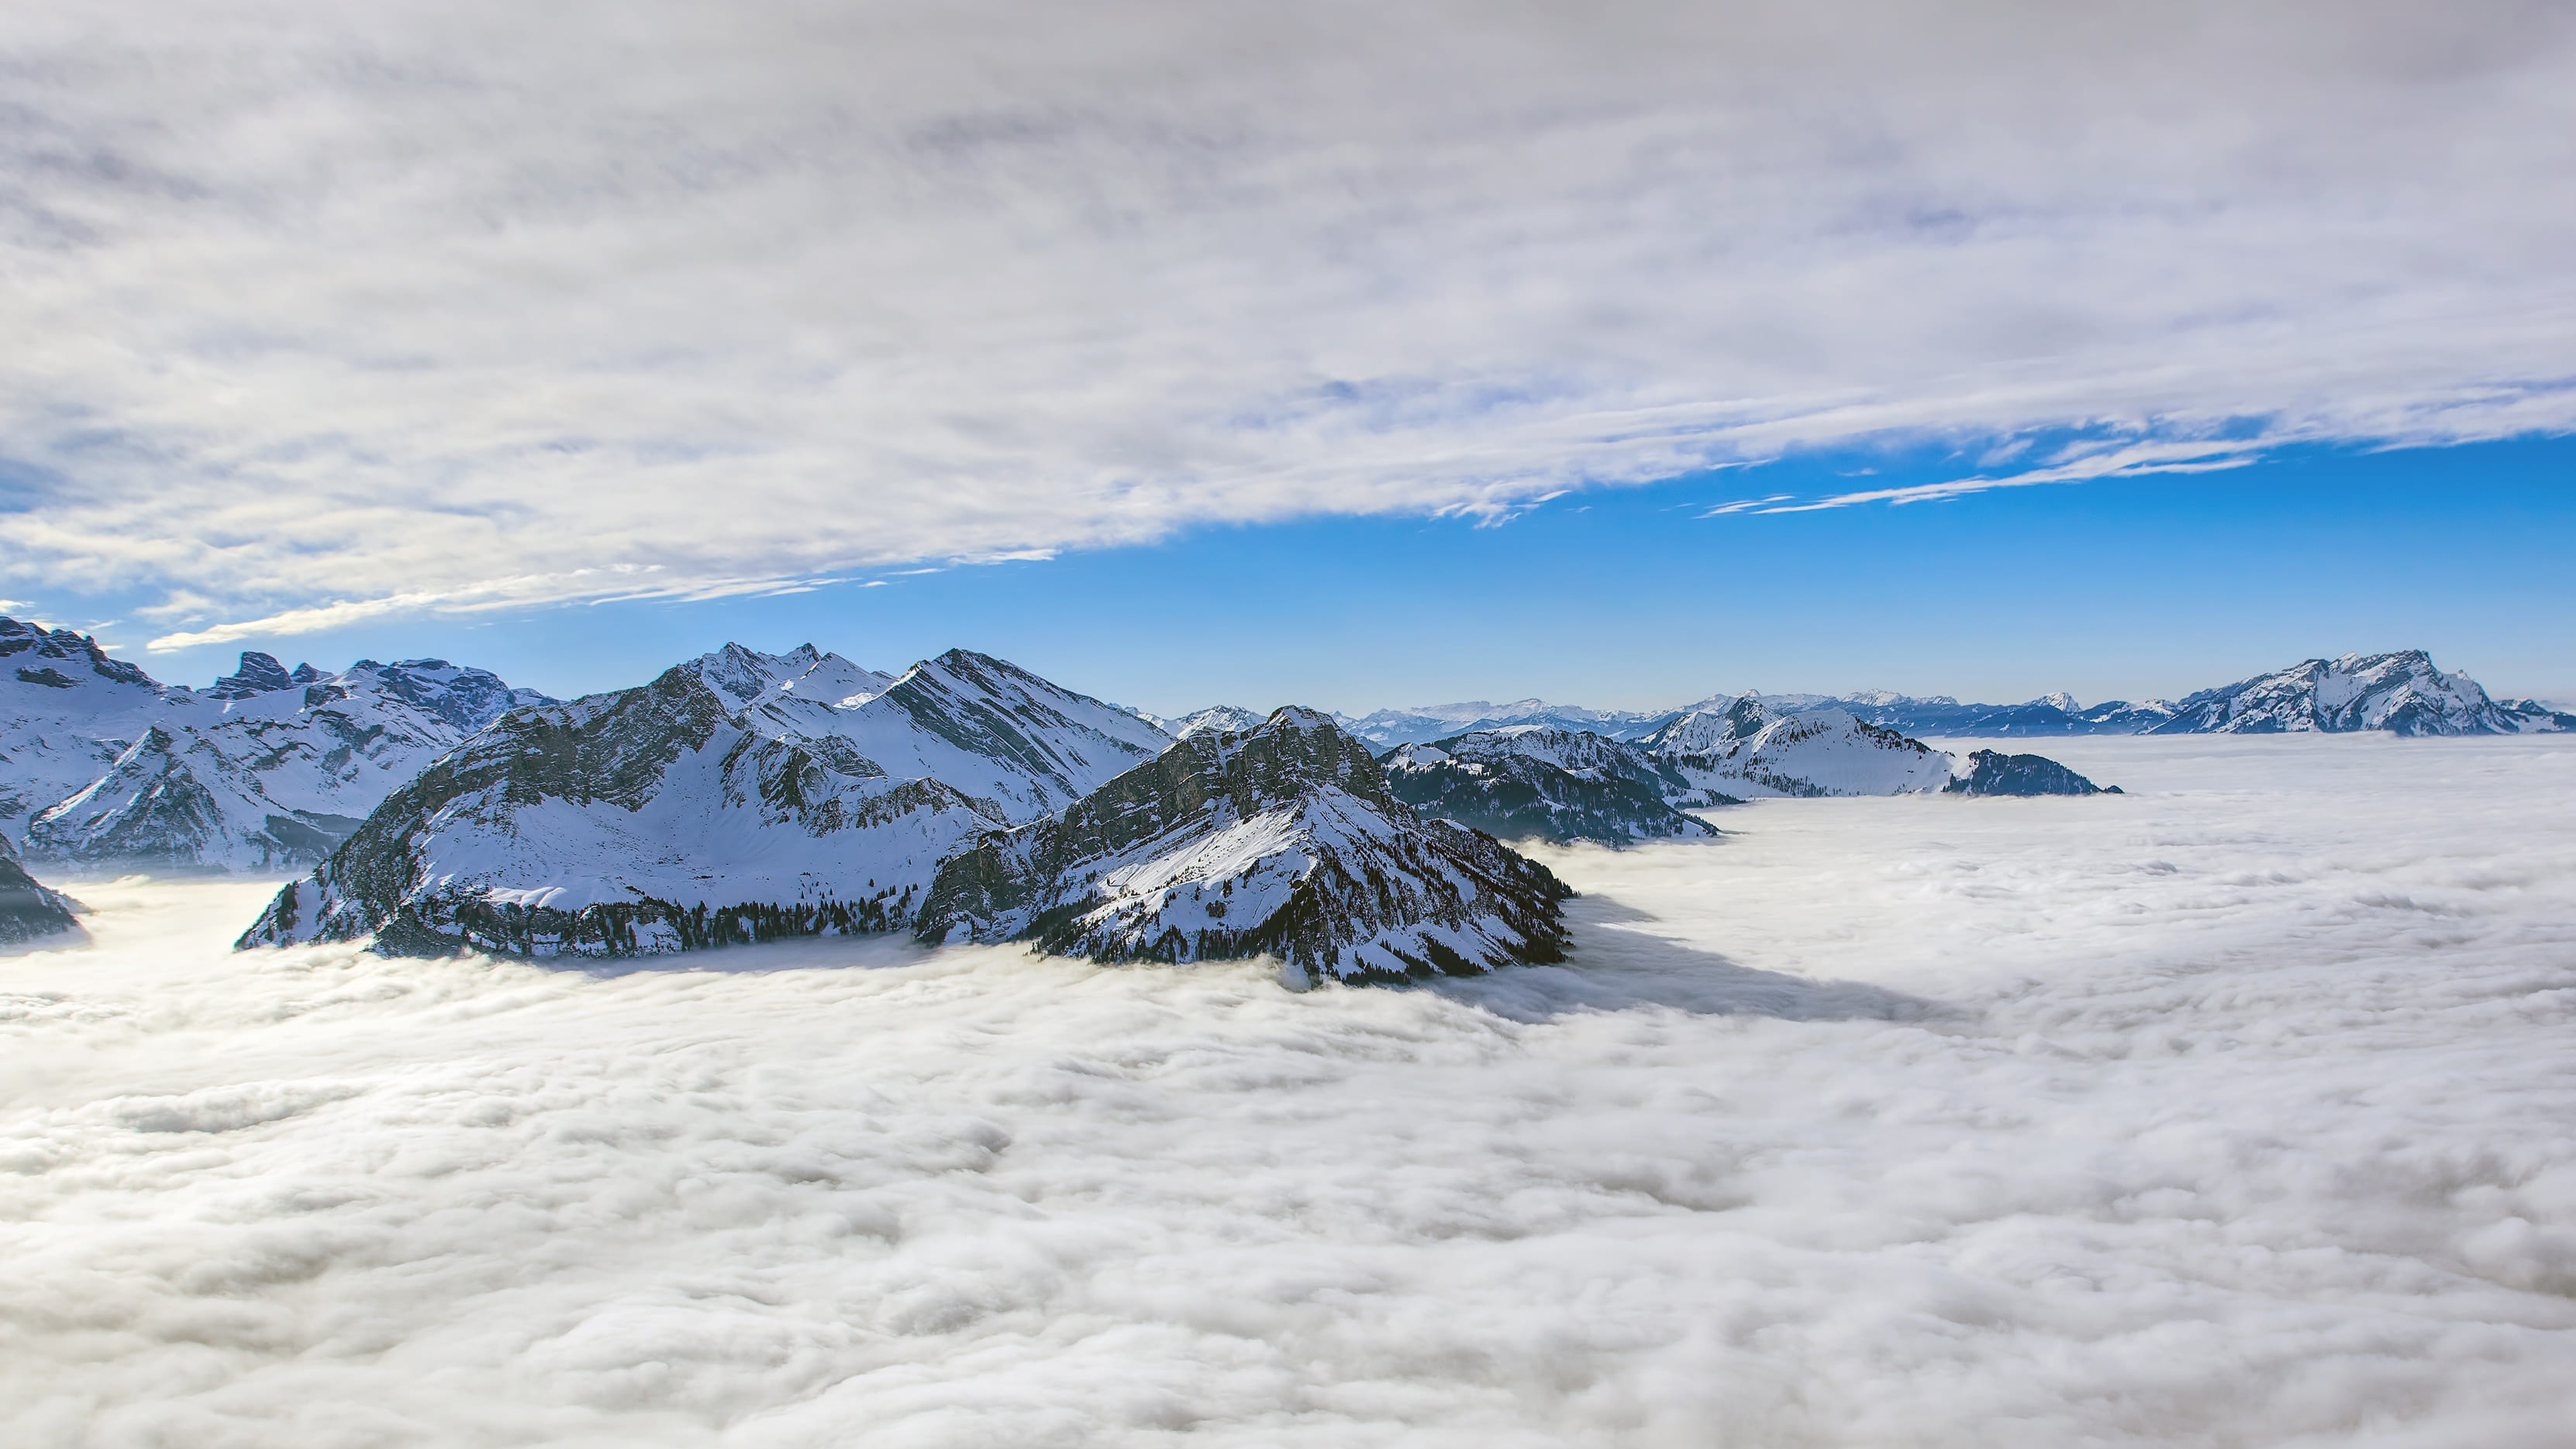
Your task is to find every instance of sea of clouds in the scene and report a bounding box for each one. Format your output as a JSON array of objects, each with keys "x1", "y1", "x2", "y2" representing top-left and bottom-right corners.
[{"x1": 5, "y1": 735, "x2": 2574, "y2": 1447}]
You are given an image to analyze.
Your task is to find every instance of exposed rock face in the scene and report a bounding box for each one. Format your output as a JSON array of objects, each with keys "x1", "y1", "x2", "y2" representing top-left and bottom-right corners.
[
  {"x1": 916, "y1": 708, "x2": 1570, "y2": 982},
  {"x1": 2150, "y1": 651, "x2": 2569, "y2": 736},
  {"x1": 1383, "y1": 727, "x2": 1722, "y2": 846},
  {"x1": 1642, "y1": 698, "x2": 1955, "y2": 798},
  {"x1": 237, "y1": 646, "x2": 1174, "y2": 959},
  {"x1": 0, "y1": 833, "x2": 81, "y2": 944},
  {"x1": 205, "y1": 651, "x2": 309, "y2": 700},
  {"x1": 1943, "y1": 750, "x2": 2118, "y2": 797}
]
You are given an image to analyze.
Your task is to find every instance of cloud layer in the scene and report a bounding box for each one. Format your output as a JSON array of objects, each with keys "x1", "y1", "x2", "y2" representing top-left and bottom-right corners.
[
  {"x1": 6, "y1": 733, "x2": 2574, "y2": 1444},
  {"x1": 5, "y1": 1, "x2": 2575, "y2": 641}
]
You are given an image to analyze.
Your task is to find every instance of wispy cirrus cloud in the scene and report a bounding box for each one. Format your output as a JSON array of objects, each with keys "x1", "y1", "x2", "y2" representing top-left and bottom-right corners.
[{"x1": 1, "y1": 0, "x2": 2571, "y2": 645}]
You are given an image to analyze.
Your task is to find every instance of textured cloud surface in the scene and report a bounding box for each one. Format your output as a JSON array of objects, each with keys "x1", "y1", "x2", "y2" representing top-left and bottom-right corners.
[
  {"x1": 3, "y1": 1, "x2": 2575, "y2": 641},
  {"x1": 6, "y1": 735, "x2": 2575, "y2": 1444}
]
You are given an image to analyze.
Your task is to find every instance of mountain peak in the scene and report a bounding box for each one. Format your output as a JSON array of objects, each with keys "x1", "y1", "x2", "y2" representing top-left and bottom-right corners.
[
  {"x1": 917, "y1": 708, "x2": 1568, "y2": 980},
  {"x1": 206, "y1": 651, "x2": 303, "y2": 698}
]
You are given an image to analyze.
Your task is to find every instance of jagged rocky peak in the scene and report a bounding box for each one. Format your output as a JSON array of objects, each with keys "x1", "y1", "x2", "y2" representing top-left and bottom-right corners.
[
  {"x1": 1, "y1": 615, "x2": 157, "y2": 690},
  {"x1": 1944, "y1": 750, "x2": 2119, "y2": 797},
  {"x1": 206, "y1": 650, "x2": 310, "y2": 698},
  {"x1": 2153, "y1": 649, "x2": 2569, "y2": 736},
  {"x1": 1383, "y1": 726, "x2": 1723, "y2": 847},
  {"x1": 0, "y1": 830, "x2": 82, "y2": 944},
  {"x1": 687, "y1": 642, "x2": 894, "y2": 714},
  {"x1": 916, "y1": 706, "x2": 1571, "y2": 983}
]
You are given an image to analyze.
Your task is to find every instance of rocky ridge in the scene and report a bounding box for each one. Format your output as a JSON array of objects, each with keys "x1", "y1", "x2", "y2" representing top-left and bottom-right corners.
[
  {"x1": 1383, "y1": 727, "x2": 1723, "y2": 846},
  {"x1": 916, "y1": 708, "x2": 1570, "y2": 982}
]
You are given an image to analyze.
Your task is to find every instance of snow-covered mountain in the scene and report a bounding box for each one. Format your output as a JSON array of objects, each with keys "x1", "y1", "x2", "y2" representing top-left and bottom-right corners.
[
  {"x1": 1943, "y1": 751, "x2": 2118, "y2": 796},
  {"x1": 1, "y1": 618, "x2": 176, "y2": 841},
  {"x1": 0, "y1": 831, "x2": 81, "y2": 943},
  {"x1": 916, "y1": 708, "x2": 1571, "y2": 982},
  {"x1": 2147, "y1": 651, "x2": 2573, "y2": 736},
  {"x1": 1338, "y1": 651, "x2": 2571, "y2": 743},
  {"x1": 1641, "y1": 697, "x2": 1957, "y2": 798},
  {"x1": 4, "y1": 619, "x2": 554, "y2": 871},
  {"x1": 1167, "y1": 705, "x2": 1265, "y2": 740},
  {"x1": 1820, "y1": 694, "x2": 2181, "y2": 737},
  {"x1": 238, "y1": 646, "x2": 1174, "y2": 958},
  {"x1": 1383, "y1": 727, "x2": 1721, "y2": 846},
  {"x1": 1336, "y1": 698, "x2": 1673, "y2": 747},
  {"x1": 688, "y1": 642, "x2": 894, "y2": 713},
  {"x1": 733, "y1": 649, "x2": 1173, "y2": 825}
]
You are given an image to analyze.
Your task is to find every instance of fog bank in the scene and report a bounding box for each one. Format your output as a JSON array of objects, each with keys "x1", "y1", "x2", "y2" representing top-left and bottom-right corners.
[{"x1": 5, "y1": 735, "x2": 2573, "y2": 1446}]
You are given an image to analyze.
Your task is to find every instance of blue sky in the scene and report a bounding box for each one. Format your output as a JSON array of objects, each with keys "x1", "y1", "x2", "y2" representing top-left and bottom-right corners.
[
  {"x1": 6, "y1": 2, "x2": 2573, "y2": 714},
  {"x1": 88, "y1": 434, "x2": 2576, "y2": 715}
]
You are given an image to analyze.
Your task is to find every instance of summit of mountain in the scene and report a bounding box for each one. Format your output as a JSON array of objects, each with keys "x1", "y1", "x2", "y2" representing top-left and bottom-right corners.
[
  {"x1": 916, "y1": 708, "x2": 1570, "y2": 982},
  {"x1": 237, "y1": 645, "x2": 1175, "y2": 958}
]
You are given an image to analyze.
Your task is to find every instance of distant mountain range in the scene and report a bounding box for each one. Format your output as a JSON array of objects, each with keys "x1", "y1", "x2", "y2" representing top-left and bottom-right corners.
[
  {"x1": 0, "y1": 622, "x2": 2549, "y2": 969},
  {"x1": 3, "y1": 616, "x2": 551, "y2": 872},
  {"x1": 1318, "y1": 649, "x2": 2572, "y2": 746}
]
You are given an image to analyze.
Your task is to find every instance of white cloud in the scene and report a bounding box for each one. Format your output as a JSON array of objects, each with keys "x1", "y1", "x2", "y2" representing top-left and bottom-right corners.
[
  {"x1": 5, "y1": 734, "x2": 2575, "y2": 1442},
  {"x1": 3, "y1": 1, "x2": 2574, "y2": 638}
]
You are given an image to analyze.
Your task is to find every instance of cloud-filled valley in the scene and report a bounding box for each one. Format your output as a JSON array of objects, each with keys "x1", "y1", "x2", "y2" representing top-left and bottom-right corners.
[
  {"x1": 5, "y1": 1, "x2": 2575, "y2": 642},
  {"x1": 7, "y1": 734, "x2": 2573, "y2": 1446}
]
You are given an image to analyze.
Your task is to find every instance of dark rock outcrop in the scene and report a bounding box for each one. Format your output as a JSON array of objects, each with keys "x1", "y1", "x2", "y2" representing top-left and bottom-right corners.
[
  {"x1": 0, "y1": 834, "x2": 81, "y2": 944},
  {"x1": 1943, "y1": 750, "x2": 2118, "y2": 796},
  {"x1": 1383, "y1": 728, "x2": 1721, "y2": 846},
  {"x1": 918, "y1": 708, "x2": 1570, "y2": 982}
]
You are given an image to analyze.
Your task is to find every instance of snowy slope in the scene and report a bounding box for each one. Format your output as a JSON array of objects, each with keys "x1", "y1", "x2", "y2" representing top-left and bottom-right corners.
[
  {"x1": 1642, "y1": 697, "x2": 1956, "y2": 798},
  {"x1": 1383, "y1": 727, "x2": 1721, "y2": 845},
  {"x1": 12, "y1": 643, "x2": 553, "y2": 872},
  {"x1": 917, "y1": 708, "x2": 1570, "y2": 982},
  {"x1": 687, "y1": 643, "x2": 894, "y2": 713},
  {"x1": 741, "y1": 649, "x2": 1172, "y2": 824},
  {"x1": 238, "y1": 665, "x2": 1006, "y2": 957},
  {"x1": 1, "y1": 618, "x2": 174, "y2": 842},
  {"x1": 1169, "y1": 705, "x2": 1265, "y2": 740},
  {"x1": 2150, "y1": 651, "x2": 2571, "y2": 735}
]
